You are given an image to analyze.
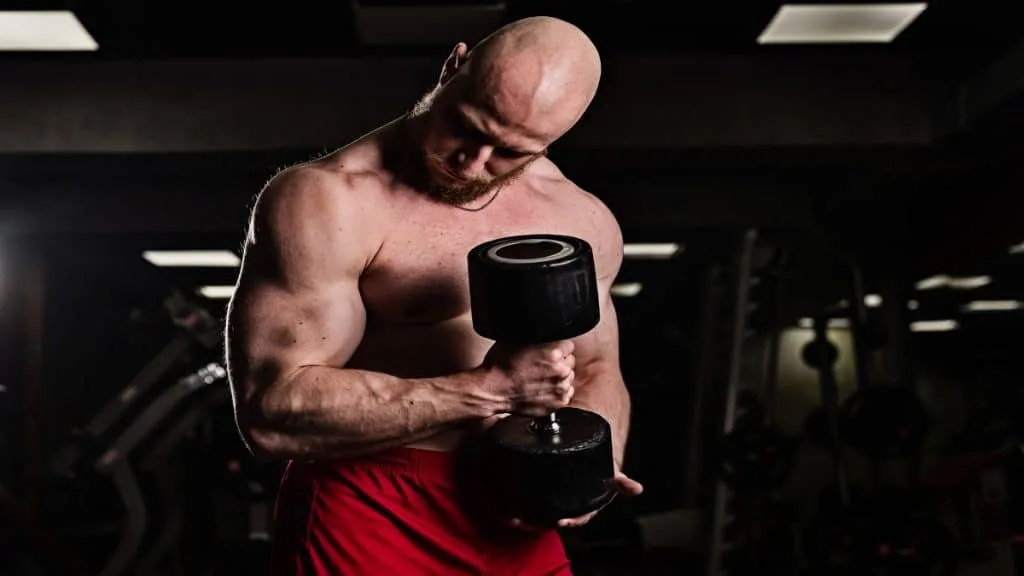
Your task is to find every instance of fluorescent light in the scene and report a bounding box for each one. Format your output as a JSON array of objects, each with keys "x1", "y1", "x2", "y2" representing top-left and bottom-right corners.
[
  {"x1": 865, "y1": 294, "x2": 882, "y2": 308},
  {"x1": 915, "y1": 275, "x2": 948, "y2": 290},
  {"x1": 1009, "y1": 242, "x2": 1024, "y2": 255},
  {"x1": 611, "y1": 283, "x2": 643, "y2": 297},
  {"x1": 623, "y1": 243, "x2": 682, "y2": 259},
  {"x1": 914, "y1": 274, "x2": 991, "y2": 291},
  {"x1": 198, "y1": 285, "x2": 236, "y2": 299},
  {"x1": 962, "y1": 300, "x2": 1023, "y2": 312},
  {"x1": 947, "y1": 276, "x2": 991, "y2": 289},
  {"x1": 910, "y1": 319, "x2": 958, "y2": 332},
  {"x1": 758, "y1": 3, "x2": 927, "y2": 44},
  {"x1": 143, "y1": 250, "x2": 241, "y2": 267},
  {"x1": 0, "y1": 11, "x2": 98, "y2": 51},
  {"x1": 797, "y1": 317, "x2": 850, "y2": 328}
]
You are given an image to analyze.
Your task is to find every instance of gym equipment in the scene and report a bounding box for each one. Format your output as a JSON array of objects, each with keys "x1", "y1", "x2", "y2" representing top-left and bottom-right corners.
[
  {"x1": 50, "y1": 290, "x2": 220, "y2": 479},
  {"x1": 133, "y1": 378, "x2": 234, "y2": 575},
  {"x1": 468, "y1": 234, "x2": 601, "y2": 343},
  {"x1": 717, "y1": 418, "x2": 796, "y2": 495},
  {"x1": 801, "y1": 314, "x2": 856, "y2": 513},
  {"x1": 92, "y1": 361, "x2": 228, "y2": 576},
  {"x1": 716, "y1": 390, "x2": 796, "y2": 494},
  {"x1": 697, "y1": 229, "x2": 774, "y2": 576},
  {"x1": 840, "y1": 385, "x2": 929, "y2": 459},
  {"x1": 468, "y1": 234, "x2": 614, "y2": 526},
  {"x1": 718, "y1": 500, "x2": 802, "y2": 576},
  {"x1": 799, "y1": 338, "x2": 838, "y2": 371},
  {"x1": 46, "y1": 291, "x2": 226, "y2": 576},
  {"x1": 806, "y1": 486, "x2": 957, "y2": 576},
  {"x1": 804, "y1": 385, "x2": 931, "y2": 461}
]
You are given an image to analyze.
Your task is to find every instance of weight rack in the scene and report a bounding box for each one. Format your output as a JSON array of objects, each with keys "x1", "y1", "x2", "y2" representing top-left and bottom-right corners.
[{"x1": 702, "y1": 228, "x2": 762, "y2": 576}]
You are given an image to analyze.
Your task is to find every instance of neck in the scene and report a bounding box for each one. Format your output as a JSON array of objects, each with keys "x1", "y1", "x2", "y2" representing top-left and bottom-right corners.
[{"x1": 379, "y1": 114, "x2": 433, "y2": 193}]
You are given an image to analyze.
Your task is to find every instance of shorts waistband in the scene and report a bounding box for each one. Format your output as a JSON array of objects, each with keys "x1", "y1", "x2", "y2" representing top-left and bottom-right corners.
[{"x1": 311, "y1": 447, "x2": 459, "y2": 482}]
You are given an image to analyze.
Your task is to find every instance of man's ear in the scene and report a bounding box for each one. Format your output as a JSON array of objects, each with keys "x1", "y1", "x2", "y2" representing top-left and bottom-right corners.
[{"x1": 439, "y1": 42, "x2": 469, "y2": 85}]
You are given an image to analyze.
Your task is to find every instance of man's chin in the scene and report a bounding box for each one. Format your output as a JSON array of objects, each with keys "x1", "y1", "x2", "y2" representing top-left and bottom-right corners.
[{"x1": 426, "y1": 176, "x2": 498, "y2": 205}]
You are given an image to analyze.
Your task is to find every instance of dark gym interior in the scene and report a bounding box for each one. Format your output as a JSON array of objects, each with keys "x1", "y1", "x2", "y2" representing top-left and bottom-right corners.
[{"x1": 2, "y1": 1, "x2": 1024, "y2": 574}]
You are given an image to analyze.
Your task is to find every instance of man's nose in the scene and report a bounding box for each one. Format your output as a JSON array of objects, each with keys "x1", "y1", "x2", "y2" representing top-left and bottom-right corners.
[{"x1": 457, "y1": 144, "x2": 494, "y2": 176}]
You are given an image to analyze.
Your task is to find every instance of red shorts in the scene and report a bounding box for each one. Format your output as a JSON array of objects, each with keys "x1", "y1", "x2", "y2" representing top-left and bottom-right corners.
[{"x1": 269, "y1": 446, "x2": 572, "y2": 575}]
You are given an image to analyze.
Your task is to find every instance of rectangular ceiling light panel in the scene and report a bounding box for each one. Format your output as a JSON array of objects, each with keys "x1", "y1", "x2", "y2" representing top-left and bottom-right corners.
[
  {"x1": 143, "y1": 250, "x2": 241, "y2": 267},
  {"x1": 623, "y1": 243, "x2": 683, "y2": 259},
  {"x1": 0, "y1": 11, "x2": 98, "y2": 51},
  {"x1": 611, "y1": 283, "x2": 643, "y2": 297},
  {"x1": 758, "y1": 3, "x2": 927, "y2": 44},
  {"x1": 198, "y1": 285, "x2": 236, "y2": 299}
]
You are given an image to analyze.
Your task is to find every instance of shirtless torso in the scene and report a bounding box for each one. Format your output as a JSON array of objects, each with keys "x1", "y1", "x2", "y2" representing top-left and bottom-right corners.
[
  {"x1": 227, "y1": 118, "x2": 623, "y2": 462},
  {"x1": 228, "y1": 16, "x2": 642, "y2": 574},
  {"x1": 307, "y1": 125, "x2": 619, "y2": 452}
]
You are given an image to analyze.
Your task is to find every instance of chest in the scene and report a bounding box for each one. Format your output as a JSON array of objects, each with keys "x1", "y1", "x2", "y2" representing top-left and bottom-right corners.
[{"x1": 361, "y1": 200, "x2": 582, "y2": 325}]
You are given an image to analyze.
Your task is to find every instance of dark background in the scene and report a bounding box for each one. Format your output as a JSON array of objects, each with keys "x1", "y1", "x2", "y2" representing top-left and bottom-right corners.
[{"x1": 2, "y1": 0, "x2": 1024, "y2": 574}]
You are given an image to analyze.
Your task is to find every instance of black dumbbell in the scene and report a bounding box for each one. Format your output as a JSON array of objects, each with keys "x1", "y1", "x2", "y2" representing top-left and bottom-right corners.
[{"x1": 468, "y1": 234, "x2": 615, "y2": 527}]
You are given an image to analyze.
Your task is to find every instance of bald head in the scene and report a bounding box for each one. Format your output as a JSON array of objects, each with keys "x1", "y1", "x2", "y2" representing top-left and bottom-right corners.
[
  {"x1": 403, "y1": 17, "x2": 601, "y2": 206},
  {"x1": 462, "y1": 17, "x2": 601, "y2": 141}
]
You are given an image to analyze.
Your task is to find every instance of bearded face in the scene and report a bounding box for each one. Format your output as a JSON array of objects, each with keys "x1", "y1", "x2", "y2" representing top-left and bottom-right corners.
[{"x1": 407, "y1": 80, "x2": 546, "y2": 206}]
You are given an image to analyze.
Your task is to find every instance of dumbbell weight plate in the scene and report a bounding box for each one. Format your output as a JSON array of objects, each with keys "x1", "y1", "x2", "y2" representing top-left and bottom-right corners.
[
  {"x1": 800, "y1": 338, "x2": 840, "y2": 370},
  {"x1": 486, "y1": 407, "x2": 616, "y2": 527},
  {"x1": 468, "y1": 234, "x2": 614, "y2": 527},
  {"x1": 717, "y1": 424, "x2": 796, "y2": 494},
  {"x1": 468, "y1": 234, "x2": 600, "y2": 344},
  {"x1": 841, "y1": 386, "x2": 930, "y2": 458}
]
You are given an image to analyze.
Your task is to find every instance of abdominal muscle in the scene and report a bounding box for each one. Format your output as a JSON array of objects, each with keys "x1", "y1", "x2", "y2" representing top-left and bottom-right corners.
[{"x1": 346, "y1": 315, "x2": 495, "y2": 453}]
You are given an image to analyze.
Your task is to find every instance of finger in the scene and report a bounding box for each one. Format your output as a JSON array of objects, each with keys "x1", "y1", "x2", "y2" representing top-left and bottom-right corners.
[
  {"x1": 479, "y1": 413, "x2": 511, "y2": 431},
  {"x1": 561, "y1": 383, "x2": 575, "y2": 404},
  {"x1": 610, "y1": 474, "x2": 645, "y2": 496},
  {"x1": 553, "y1": 362, "x2": 573, "y2": 380},
  {"x1": 546, "y1": 345, "x2": 564, "y2": 363},
  {"x1": 557, "y1": 512, "x2": 596, "y2": 528},
  {"x1": 561, "y1": 340, "x2": 575, "y2": 356},
  {"x1": 554, "y1": 371, "x2": 574, "y2": 392},
  {"x1": 564, "y1": 352, "x2": 576, "y2": 371},
  {"x1": 552, "y1": 375, "x2": 574, "y2": 403}
]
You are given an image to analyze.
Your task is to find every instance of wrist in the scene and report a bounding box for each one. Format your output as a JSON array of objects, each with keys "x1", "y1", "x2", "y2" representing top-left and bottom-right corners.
[{"x1": 463, "y1": 366, "x2": 511, "y2": 418}]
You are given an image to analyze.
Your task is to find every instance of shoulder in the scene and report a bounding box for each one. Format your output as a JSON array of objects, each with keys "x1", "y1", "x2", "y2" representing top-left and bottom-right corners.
[
  {"x1": 255, "y1": 149, "x2": 386, "y2": 218},
  {"x1": 246, "y1": 155, "x2": 389, "y2": 268}
]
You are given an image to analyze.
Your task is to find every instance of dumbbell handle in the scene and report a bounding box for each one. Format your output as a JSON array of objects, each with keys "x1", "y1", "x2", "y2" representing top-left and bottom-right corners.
[{"x1": 530, "y1": 412, "x2": 562, "y2": 435}]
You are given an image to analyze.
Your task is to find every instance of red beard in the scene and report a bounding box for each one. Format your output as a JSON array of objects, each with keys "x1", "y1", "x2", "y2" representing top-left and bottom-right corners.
[{"x1": 422, "y1": 152, "x2": 536, "y2": 206}]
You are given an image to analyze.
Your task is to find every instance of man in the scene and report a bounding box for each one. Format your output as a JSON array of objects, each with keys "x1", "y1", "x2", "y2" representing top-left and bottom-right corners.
[{"x1": 225, "y1": 15, "x2": 642, "y2": 576}]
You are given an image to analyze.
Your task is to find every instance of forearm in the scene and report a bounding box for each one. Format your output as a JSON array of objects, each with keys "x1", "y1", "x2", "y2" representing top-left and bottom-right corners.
[
  {"x1": 570, "y1": 362, "x2": 631, "y2": 470},
  {"x1": 244, "y1": 365, "x2": 503, "y2": 460}
]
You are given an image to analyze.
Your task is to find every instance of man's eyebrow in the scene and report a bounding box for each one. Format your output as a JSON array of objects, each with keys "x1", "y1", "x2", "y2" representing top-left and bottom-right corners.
[{"x1": 460, "y1": 110, "x2": 545, "y2": 155}]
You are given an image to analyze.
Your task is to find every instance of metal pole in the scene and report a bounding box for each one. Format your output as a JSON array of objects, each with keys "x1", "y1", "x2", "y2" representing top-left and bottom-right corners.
[
  {"x1": 846, "y1": 256, "x2": 873, "y2": 390},
  {"x1": 705, "y1": 228, "x2": 758, "y2": 576}
]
